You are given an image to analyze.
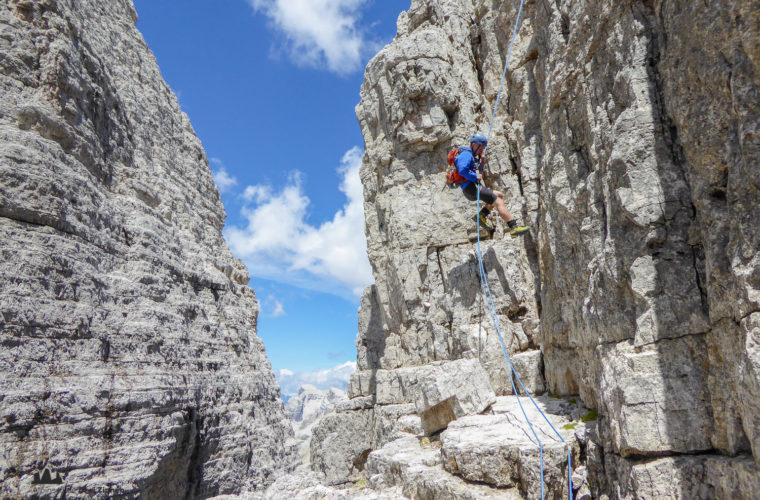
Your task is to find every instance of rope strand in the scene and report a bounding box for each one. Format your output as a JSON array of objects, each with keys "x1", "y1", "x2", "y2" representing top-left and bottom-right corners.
[{"x1": 475, "y1": 0, "x2": 573, "y2": 498}]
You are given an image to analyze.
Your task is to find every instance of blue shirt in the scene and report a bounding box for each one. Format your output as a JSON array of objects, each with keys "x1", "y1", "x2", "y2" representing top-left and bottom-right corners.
[{"x1": 455, "y1": 147, "x2": 480, "y2": 188}]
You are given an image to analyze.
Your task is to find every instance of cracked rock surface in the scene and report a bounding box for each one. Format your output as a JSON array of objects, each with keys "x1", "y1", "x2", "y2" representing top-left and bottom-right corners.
[
  {"x1": 440, "y1": 396, "x2": 581, "y2": 500},
  {"x1": 285, "y1": 385, "x2": 347, "y2": 465},
  {"x1": 306, "y1": 0, "x2": 760, "y2": 498},
  {"x1": 0, "y1": 0, "x2": 295, "y2": 497}
]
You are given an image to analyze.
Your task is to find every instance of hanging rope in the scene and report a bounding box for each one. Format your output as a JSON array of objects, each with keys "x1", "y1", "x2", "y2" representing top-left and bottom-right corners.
[{"x1": 475, "y1": 1, "x2": 573, "y2": 498}]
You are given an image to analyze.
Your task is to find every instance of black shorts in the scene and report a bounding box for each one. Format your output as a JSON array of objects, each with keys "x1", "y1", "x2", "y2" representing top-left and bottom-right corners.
[{"x1": 462, "y1": 183, "x2": 497, "y2": 205}]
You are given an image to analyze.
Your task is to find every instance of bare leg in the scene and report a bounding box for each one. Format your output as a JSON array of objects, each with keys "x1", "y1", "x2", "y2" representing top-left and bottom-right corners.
[
  {"x1": 483, "y1": 189, "x2": 529, "y2": 238},
  {"x1": 485, "y1": 191, "x2": 513, "y2": 223}
]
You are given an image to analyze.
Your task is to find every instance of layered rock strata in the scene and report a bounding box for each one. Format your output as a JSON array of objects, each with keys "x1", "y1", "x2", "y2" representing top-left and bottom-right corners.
[
  {"x1": 0, "y1": 0, "x2": 294, "y2": 497},
  {"x1": 313, "y1": 0, "x2": 760, "y2": 498}
]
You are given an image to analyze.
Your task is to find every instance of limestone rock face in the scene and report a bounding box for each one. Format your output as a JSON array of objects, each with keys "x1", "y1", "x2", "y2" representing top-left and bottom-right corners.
[
  {"x1": 0, "y1": 1, "x2": 294, "y2": 497},
  {"x1": 414, "y1": 358, "x2": 496, "y2": 434},
  {"x1": 593, "y1": 453, "x2": 760, "y2": 500},
  {"x1": 440, "y1": 396, "x2": 581, "y2": 500},
  {"x1": 315, "y1": 0, "x2": 760, "y2": 497},
  {"x1": 367, "y1": 435, "x2": 523, "y2": 500},
  {"x1": 285, "y1": 385, "x2": 348, "y2": 465}
]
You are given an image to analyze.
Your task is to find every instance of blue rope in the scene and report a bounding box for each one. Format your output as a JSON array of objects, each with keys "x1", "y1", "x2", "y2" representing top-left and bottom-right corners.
[{"x1": 475, "y1": 1, "x2": 573, "y2": 498}]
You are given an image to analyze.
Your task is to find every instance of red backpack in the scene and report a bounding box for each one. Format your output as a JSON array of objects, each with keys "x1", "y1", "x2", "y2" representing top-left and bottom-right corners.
[{"x1": 444, "y1": 147, "x2": 468, "y2": 186}]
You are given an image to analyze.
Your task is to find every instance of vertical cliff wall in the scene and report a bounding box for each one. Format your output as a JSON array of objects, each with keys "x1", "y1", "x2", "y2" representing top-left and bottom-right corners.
[
  {"x1": 0, "y1": 0, "x2": 294, "y2": 497},
  {"x1": 330, "y1": 0, "x2": 759, "y2": 497}
]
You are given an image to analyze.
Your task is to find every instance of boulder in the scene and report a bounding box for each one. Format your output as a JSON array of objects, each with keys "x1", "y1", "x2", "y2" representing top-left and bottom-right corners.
[
  {"x1": 414, "y1": 359, "x2": 496, "y2": 434},
  {"x1": 598, "y1": 337, "x2": 712, "y2": 456},
  {"x1": 441, "y1": 396, "x2": 579, "y2": 500},
  {"x1": 367, "y1": 436, "x2": 522, "y2": 500},
  {"x1": 510, "y1": 350, "x2": 546, "y2": 395},
  {"x1": 310, "y1": 410, "x2": 373, "y2": 486},
  {"x1": 309, "y1": 400, "x2": 420, "y2": 487}
]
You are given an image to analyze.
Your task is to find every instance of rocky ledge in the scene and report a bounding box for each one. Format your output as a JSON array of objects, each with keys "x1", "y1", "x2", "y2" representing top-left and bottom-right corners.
[{"x1": 256, "y1": 388, "x2": 588, "y2": 500}]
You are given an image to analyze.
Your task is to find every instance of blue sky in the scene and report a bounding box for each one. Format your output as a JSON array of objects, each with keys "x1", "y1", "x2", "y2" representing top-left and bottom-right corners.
[{"x1": 132, "y1": 0, "x2": 408, "y2": 388}]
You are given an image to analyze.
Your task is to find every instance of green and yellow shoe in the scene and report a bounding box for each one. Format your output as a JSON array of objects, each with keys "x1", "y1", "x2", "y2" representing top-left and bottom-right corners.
[{"x1": 508, "y1": 225, "x2": 530, "y2": 238}]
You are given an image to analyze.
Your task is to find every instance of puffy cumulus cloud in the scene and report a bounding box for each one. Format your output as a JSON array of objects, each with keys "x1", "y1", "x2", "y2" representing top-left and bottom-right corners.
[
  {"x1": 210, "y1": 158, "x2": 238, "y2": 193},
  {"x1": 225, "y1": 147, "x2": 373, "y2": 299},
  {"x1": 276, "y1": 361, "x2": 356, "y2": 400},
  {"x1": 248, "y1": 0, "x2": 375, "y2": 74}
]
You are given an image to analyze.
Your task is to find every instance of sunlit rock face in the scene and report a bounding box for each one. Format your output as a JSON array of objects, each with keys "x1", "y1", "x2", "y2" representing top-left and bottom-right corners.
[
  {"x1": 0, "y1": 0, "x2": 295, "y2": 497},
  {"x1": 323, "y1": 0, "x2": 760, "y2": 497},
  {"x1": 285, "y1": 385, "x2": 347, "y2": 465}
]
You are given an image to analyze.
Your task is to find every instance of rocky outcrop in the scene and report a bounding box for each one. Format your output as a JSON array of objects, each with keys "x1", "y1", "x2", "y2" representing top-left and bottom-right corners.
[
  {"x1": 310, "y1": 397, "x2": 418, "y2": 486},
  {"x1": 0, "y1": 0, "x2": 295, "y2": 497},
  {"x1": 413, "y1": 358, "x2": 495, "y2": 434},
  {"x1": 262, "y1": 466, "x2": 403, "y2": 500},
  {"x1": 364, "y1": 395, "x2": 582, "y2": 500},
  {"x1": 310, "y1": 0, "x2": 760, "y2": 498},
  {"x1": 285, "y1": 385, "x2": 347, "y2": 464},
  {"x1": 439, "y1": 396, "x2": 582, "y2": 500}
]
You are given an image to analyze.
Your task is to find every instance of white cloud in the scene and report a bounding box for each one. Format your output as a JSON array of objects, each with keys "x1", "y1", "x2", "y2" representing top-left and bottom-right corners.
[
  {"x1": 224, "y1": 146, "x2": 373, "y2": 298},
  {"x1": 276, "y1": 361, "x2": 356, "y2": 399},
  {"x1": 211, "y1": 158, "x2": 238, "y2": 193},
  {"x1": 248, "y1": 0, "x2": 375, "y2": 74},
  {"x1": 261, "y1": 294, "x2": 286, "y2": 318},
  {"x1": 271, "y1": 300, "x2": 285, "y2": 317},
  {"x1": 269, "y1": 299, "x2": 285, "y2": 318},
  {"x1": 242, "y1": 184, "x2": 271, "y2": 203}
]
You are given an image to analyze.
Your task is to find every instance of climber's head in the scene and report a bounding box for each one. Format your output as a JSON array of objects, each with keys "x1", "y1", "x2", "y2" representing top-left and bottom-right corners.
[{"x1": 469, "y1": 132, "x2": 487, "y2": 155}]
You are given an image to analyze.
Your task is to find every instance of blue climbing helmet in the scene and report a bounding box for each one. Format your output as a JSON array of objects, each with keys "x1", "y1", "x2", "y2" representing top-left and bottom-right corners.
[{"x1": 469, "y1": 132, "x2": 487, "y2": 147}]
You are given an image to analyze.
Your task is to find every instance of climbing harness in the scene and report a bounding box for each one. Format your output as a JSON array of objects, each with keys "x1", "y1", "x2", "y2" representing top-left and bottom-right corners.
[{"x1": 475, "y1": 1, "x2": 574, "y2": 499}]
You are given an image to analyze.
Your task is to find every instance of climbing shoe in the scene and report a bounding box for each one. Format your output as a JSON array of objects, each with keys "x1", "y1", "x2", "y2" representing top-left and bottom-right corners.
[
  {"x1": 508, "y1": 225, "x2": 530, "y2": 238},
  {"x1": 472, "y1": 212, "x2": 494, "y2": 232}
]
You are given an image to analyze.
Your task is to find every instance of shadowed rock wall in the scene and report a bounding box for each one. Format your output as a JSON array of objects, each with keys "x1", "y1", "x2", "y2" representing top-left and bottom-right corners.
[
  {"x1": 0, "y1": 0, "x2": 295, "y2": 497},
  {"x1": 528, "y1": 0, "x2": 760, "y2": 463}
]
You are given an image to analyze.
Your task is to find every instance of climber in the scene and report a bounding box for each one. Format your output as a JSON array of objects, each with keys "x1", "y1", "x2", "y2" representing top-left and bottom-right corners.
[{"x1": 456, "y1": 133, "x2": 529, "y2": 238}]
